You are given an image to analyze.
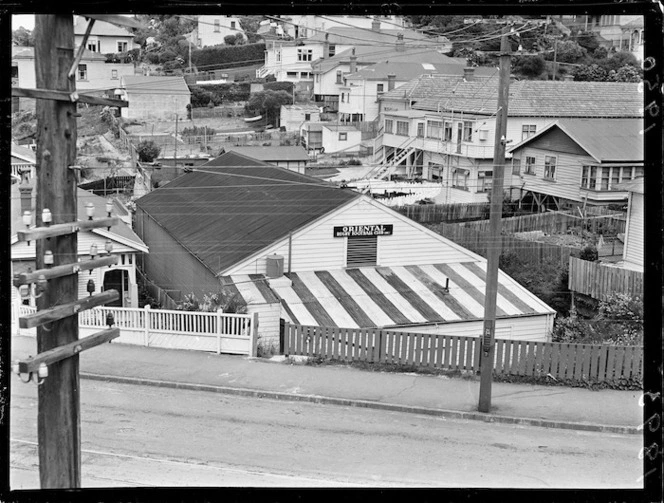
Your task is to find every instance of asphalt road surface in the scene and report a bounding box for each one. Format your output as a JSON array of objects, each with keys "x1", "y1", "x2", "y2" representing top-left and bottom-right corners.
[{"x1": 10, "y1": 376, "x2": 642, "y2": 488}]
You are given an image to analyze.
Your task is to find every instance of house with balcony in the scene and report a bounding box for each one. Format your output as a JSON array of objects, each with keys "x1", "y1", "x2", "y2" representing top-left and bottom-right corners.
[
  {"x1": 374, "y1": 75, "x2": 643, "y2": 204},
  {"x1": 11, "y1": 143, "x2": 36, "y2": 182},
  {"x1": 339, "y1": 59, "x2": 495, "y2": 123},
  {"x1": 74, "y1": 15, "x2": 136, "y2": 54},
  {"x1": 258, "y1": 20, "x2": 450, "y2": 84},
  {"x1": 506, "y1": 118, "x2": 643, "y2": 211}
]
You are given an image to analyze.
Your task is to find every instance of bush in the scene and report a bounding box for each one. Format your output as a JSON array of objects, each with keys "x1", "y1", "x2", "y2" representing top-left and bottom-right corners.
[
  {"x1": 188, "y1": 83, "x2": 251, "y2": 106},
  {"x1": 514, "y1": 55, "x2": 546, "y2": 78},
  {"x1": 136, "y1": 140, "x2": 161, "y2": 162},
  {"x1": 579, "y1": 244, "x2": 598, "y2": 262},
  {"x1": 190, "y1": 42, "x2": 265, "y2": 71},
  {"x1": 178, "y1": 288, "x2": 247, "y2": 313}
]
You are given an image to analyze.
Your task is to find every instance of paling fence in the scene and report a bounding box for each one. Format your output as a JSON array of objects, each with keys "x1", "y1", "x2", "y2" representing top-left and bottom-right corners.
[
  {"x1": 282, "y1": 323, "x2": 643, "y2": 384},
  {"x1": 568, "y1": 256, "x2": 644, "y2": 300},
  {"x1": 15, "y1": 305, "x2": 258, "y2": 356}
]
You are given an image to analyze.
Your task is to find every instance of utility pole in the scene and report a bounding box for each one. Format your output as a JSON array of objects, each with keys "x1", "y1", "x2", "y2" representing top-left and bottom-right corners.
[
  {"x1": 34, "y1": 14, "x2": 81, "y2": 487},
  {"x1": 478, "y1": 24, "x2": 511, "y2": 413},
  {"x1": 174, "y1": 113, "x2": 179, "y2": 169}
]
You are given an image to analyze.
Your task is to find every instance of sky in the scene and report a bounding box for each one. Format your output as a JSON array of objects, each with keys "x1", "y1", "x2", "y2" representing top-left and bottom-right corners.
[{"x1": 13, "y1": 15, "x2": 35, "y2": 30}]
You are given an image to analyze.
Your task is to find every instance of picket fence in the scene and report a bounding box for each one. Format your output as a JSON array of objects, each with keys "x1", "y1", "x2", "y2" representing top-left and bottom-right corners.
[
  {"x1": 14, "y1": 305, "x2": 258, "y2": 356},
  {"x1": 568, "y1": 256, "x2": 644, "y2": 300},
  {"x1": 282, "y1": 323, "x2": 643, "y2": 383}
]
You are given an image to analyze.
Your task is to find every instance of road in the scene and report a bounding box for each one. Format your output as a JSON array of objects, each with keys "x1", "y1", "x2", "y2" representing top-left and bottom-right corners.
[{"x1": 10, "y1": 376, "x2": 642, "y2": 488}]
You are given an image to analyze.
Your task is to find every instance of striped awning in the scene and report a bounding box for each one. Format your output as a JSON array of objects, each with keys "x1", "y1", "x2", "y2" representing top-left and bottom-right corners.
[{"x1": 222, "y1": 262, "x2": 554, "y2": 329}]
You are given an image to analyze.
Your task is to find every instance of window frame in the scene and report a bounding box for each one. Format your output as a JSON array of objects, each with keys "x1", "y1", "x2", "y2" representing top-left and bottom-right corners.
[
  {"x1": 339, "y1": 132, "x2": 348, "y2": 141},
  {"x1": 416, "y1": 123, "x2": 424, "y2": 138},
  {"x1": 111, "y1": 69, "x2": 118, "y2": 80},
  {"x1": 396, "y1": 120, "x2": 409, "y2": 136},
  {"x1": 77, "y1": 64, "x2": 88, "y2": 81},
  {"x1": 384, "y1": 119, "x2": 394, "y2": 134},
  {"x1": 376, "y1": 83, "x2": 384, "y2": 94},
  {"x1": 297, "y1": 48, "x2": 313, "y2": 62},
  {"x1": 521, "y1": 124, "x2": 536, "y2": 141},
  {"x1": 462, "y1": 121, "x2": 473, "y2": 142},
  {"x1": 512, "y1": 158, "x2": 520, "y2": 175},
  {"x1": 544, "y1": 155, "x2": 557, "y2": 180},
  {"x1": 117, "y1": 40, "x2": 128, "y2": 53},
  {"x1": 427, "y1": 120, "x2": 442, "y2": 139},
  {"x1": 524, "y1": 156, "x2": 536, "y2": 175},
  {"x1": 444, "y1": 121, "x2": 453, "y2": 141}
]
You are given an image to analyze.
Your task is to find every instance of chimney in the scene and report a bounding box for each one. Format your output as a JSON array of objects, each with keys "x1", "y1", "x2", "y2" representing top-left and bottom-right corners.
[
  {"x1": 463, "y1": 67, "x2": 475, "y2": 81},
  {"x1": 387, "y1": 74, "x2": 396, "y2": 91},
  {"x1": 349, "y1": 54, "x2": 357, "y2": 74},
  {"x1": 372, "y1": 17, "x2": 380, "y2": 31},
  {"x1": 323, "y1": 33, "x2": 329, "y2": 59},
  {"x1": 396, "y1": 33, "x2": 405, "y2": 52}
]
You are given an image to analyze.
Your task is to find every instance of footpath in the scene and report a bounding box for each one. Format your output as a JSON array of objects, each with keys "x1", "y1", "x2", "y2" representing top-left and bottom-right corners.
[{"x1": 11, "y1": 336, "x2": 642, "y2": 435}]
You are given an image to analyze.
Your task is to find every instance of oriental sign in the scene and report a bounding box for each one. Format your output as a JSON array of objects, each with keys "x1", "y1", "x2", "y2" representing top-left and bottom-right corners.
[{"x1": 333, "y1": 225, "x2": 393, "y2": 237}]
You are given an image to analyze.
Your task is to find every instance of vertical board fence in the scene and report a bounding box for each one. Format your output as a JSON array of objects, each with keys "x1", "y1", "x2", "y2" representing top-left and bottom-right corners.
[
  {"x1": 568, "y1": 256, "x2": 644, "y2": 300},
  {"x1": 282, "y1": 323, "x2": 643, "y2": 384},
  {"x1": 16, "y1": 305, "x2": 258, "y2": 356}
]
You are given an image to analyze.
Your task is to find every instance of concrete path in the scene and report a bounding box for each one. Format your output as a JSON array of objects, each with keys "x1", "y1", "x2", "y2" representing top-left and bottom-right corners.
[{"x1": 10, "y1": 336, "x2": 643, "y2": 434}]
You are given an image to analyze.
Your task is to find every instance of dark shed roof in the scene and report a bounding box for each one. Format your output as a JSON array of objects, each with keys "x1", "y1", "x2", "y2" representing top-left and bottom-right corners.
[{"x1": 135, "y1": 151, "x2": 359, "y2": 275}]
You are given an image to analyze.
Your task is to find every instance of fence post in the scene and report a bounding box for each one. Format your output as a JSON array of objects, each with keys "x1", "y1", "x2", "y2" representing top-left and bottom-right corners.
[
  {"x1": 144, "y1": 304, "x2": 151, "y2": 347},
  {"x1": 216, "y1": 309, "x2": 223, "y2": 355},
  {"x1": 250, "y1": 312, "x2": 259, "y2": 357}
]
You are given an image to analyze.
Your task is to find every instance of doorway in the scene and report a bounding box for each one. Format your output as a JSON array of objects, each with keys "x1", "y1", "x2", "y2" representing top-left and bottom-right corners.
[{"x1": 103, "y1": 269, "x2": 129, "y2": 307}]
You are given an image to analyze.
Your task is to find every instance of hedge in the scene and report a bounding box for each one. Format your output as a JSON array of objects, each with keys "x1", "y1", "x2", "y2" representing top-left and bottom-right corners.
[
  {"x1": 191, "y1": 42, "x2": 266, "y2": 71},
  {"x1": 189, "y1": 83, "x2": 251, "y2": 106}
]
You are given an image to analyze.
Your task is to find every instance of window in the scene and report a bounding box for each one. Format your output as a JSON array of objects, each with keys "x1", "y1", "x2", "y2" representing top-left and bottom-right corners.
[
  {"x1": 341, "y1": 93, "x2": 345, "y2": 103},
  {"x1": 111, "y1": 69, "x2": 118, "y2": 80},
  {"x1": 525, "y1": 156, "x2": 536, "y2": 175},
  {"x1": 478, "y1": 171, "x2": 493, "y2": 192},
  {"x1": 582, "y1": 165, "x2": 589, "y2": 188},
  {"x1": 315, "y1": 74, "x2": 319, "y2": 82},
  {"x1": 214, "y1": 19, "x2": 220, "y2": 32},
  {"x1": 87, "y1": 39, "x2": 99, "y2": 52},
  {"x1": 276, "y1": 50, "x2": 281, "y2": 62},
  {"x1": 347, "y1": 236, "x2": 377, "y2": 267},
  {"x1": 444, "y1": 122, "x2": 453, "y2": 141},
  {"x1": 396, "y1": 120, "x2": 409, "y2": 136},
  {"x1": 611, "y1": 167, "x2": 620, "y2": 188},
  {"x1": 427, "y1": 121, "x2": 442, "y2": 139},
  {"x1": 297, "y1": 49, "x2": 313, "y2": 62},
  {"x1": 77, "y1": 64, "x2": 87, "y2": 81},
  {"x1": 544, "y1": 156, "x2": 556, "y2": 180},
  {"x1": 377, "y1": 83, "x2": 384, "y2": 93},
  {"x1": 287, "y1": 71, "x2": 298, "y2": 78},
  {"x1": 416, "y1": 123, "x2": 424, "y2": 137},
  {"x1": 512, "y1": 158, "x2": 520, "y2": 175},
  {"x1": 589, "y1": 166, "x2": 597, "y2": 189},
  {"x1": 521, "y1": 124, "x2": 536, "y2": 141},
  {"x1": 384, "y1": 119, "x2": 394, "y2": 134},
  {"x1": 300, "y1": 72, "x2": 311, "y2": 78},
  {"x1": 305, "y1": 113, "x2": 311, "y2": 121},
  {"x1": 453, "y1": 169, "x2": 468, "y2": 190},
  {"x1": 230, "y1": 21, "x2": 236, "y2": 29},
  {"x1": 328, "y1": 44, "x2": 336, "y2": 57},
  {"x1": 462, "y1": 121, "x2": 473, "y2": 142},
  {"x1": 429, "y1": 162, "x2": 444, "y2": 180},
  {"x1": 117, "y1": 41, "x2": 128, "y2": 53},
  {"x1": 336, "y1": 70, "x2": 342, "y2": 84},
  {"x1": 634, "y1": 166, "x2": 644, "y2": 178},
  {"x1": 339, "y1": 132, "x2": 347, "y2": 141},
  {"x1": 600, "y1": 168, "x2": 610, "y2": 190}
]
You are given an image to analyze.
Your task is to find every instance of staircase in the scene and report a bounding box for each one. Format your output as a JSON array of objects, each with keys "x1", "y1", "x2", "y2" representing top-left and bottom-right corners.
[
  {"x1": 255, "y1": 66, "x2": 271, "y2": 79},
  {"x1": 363, "y1": 137, "x2": 416, "y2": 180}
]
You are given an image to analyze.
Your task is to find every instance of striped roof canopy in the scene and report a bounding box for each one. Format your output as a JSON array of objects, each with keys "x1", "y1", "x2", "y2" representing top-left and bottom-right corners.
[{"x1": 223, "y1": 263, "x2": 554, "y2": 330}]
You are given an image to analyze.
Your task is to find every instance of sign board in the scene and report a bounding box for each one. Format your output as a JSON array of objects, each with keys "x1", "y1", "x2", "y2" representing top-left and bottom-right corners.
[{"x1": 333, "y1": 224, "x2": 393, "y2": 238}]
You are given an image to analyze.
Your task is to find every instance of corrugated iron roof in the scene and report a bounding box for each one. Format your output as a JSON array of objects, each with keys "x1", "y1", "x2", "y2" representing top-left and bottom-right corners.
[
  {"x1": 381, "y1": 75, "x2": 642, "y2": 117},
  {"x1": 135, "y1": 151, "x2": 359, "y2": 275},
  {"x1": 509, "y1": 118, "x2": 643, "y2": 162},
  {"x1": 222, "y1": 263, "x2": 554, "y2": 329},
  {"x1": 122, "y1": 75, "x2": 191, "y2": 94},
  {"x1": 348, "y1": 61, "x2": 495, "y2": 82}
]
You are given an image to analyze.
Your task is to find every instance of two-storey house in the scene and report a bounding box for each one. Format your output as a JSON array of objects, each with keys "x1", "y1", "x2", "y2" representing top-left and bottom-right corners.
[
  {"x1": 287, "y1": 15, "x2": 407, "y2": 39},
  {"x1": 192, "y1": 15, "x2": 246, "y2": 47},
  {"x1": 74, "y1": 15, "x2": 136, "y2": 54},
  {"x1": 507, "y1": 119, "x2": 643, "y2": 211},
  {"x1": 375, "y1": 75, "x2": 642, "y2": 204}
]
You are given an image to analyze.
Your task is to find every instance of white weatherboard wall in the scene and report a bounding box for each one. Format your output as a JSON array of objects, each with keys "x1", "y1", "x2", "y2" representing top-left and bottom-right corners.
[
  {"x1": 396, "y1": 314, "x2": 554, "y2": 343},
  {"x1": 225, "y1": 196, "x2": 482, "y2": 275},
  {"x1": 624, "y1": 191, "x2": 644, "y2": 267}
]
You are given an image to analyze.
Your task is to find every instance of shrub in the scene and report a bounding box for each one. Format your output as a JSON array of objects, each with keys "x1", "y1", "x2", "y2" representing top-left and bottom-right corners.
[
  {"x1": 514, "y1": 55, "x2": 546, "y2": 78},
  {"x1": 136, "y1": 140, "x2": 161, "y2": 162},
  {"x1": 178, "y1": 288, "x2": 247, "y2": 313},
  {"x1": 190, "y1": 42, "x2": 265, "y2": 70},
  {"x1": 579, "y1": 244, "x2": 598, "y2": 262}
]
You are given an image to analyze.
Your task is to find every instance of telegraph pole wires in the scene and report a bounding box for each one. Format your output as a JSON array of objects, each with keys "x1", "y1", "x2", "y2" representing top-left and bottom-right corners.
[{"x1": 478, "y1": 24, "x2": 512, "y2": 413}]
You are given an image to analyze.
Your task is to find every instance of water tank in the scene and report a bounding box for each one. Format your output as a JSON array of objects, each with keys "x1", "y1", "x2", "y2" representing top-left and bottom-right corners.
[{"x1": 266, "y1": 254, "x2": 284, "y2": 278}]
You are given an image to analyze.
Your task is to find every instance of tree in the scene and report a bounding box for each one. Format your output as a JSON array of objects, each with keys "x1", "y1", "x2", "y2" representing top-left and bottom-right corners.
[
  {"x1": 224, "y1": 34, "x2": 241, "y2": 45},
  {"x1": 573, "y1": 63, "x2": 608, "y2": 81},
  {"x1": 608, "y1": 65, "x2": 642, "y2": 82},
  {"x1": 547, "y1": 40, "x2": 587, "y2": 64},
  {"x1": 136, "y1": 140, "x2": 161, "y2": 162},
  {"x1": 12, "y1": 26, "x2": 34, "y2": 46},
  {"x1": 244, "y1": 89, "x2": 292, "y2": 124},
  {"x1": 238, "y1": 16, "x2": 263, "y2": 43},
  {"x1": 514, "y1": 55, "x2": 546, "y2": 78},
  {"x1": 574, "y1": 30, "x2": 600, "y2": 52}
]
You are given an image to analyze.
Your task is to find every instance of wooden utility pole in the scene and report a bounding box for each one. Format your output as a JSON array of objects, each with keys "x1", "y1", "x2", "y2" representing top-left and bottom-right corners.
[
  {"x1": 478, "y1": 25, "x2": 511, "y2": 413},
  {"x1": 34, "y1": 14, "x2": 81, "y2": 487}
]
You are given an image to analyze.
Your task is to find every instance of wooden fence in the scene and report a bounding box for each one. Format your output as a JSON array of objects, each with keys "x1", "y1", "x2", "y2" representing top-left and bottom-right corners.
[
  {"x1": 436, "y1": 223, "x2": 578, "y2": 266},
  {"x1": 568, "y1": 256, "x2": 644, "y2": 300},
  {"x1": 15, "y1": 304, "x2": 258, "y2": 356},
  {"x1": 394, "y1": 202, "x2": 491, "y2": 223},
  {"x1": 458, "y1": 211, "x2": 626, "y2": 235},
  {"x1": 282, "y1": 323, "x2": 643, "y2": 383}
]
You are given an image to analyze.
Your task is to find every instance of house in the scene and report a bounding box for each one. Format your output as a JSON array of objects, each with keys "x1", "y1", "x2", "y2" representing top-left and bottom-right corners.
[
  {"x1": 225, "y1": 146, "x2": 310, "y2": 173},
  {"x1": 280, "y1": 104, "x2": 322, "y2": 132},
  {"x1": 507, "y1": 119, "x2": 643, "y2": 211},
  {"x1": 375, "y1": 75, "x2": 643, "y2": 203},
  {"x1": 11, "y1": 143, "x2": 36, "y2": 181},
  {"x1": 119, "y1": 76, "x2": 191, "y2": 121},
  {"x1": 339, "y1": 59, "x2": 496, "y2": 123},
  {"x1": 286, "y1": 15, "x2": 408, "y2": 39},
  {"x1": 74, "y1": 15, "x2": 136, "y2": 54},
  {"x1": 257, "y1": 22, "x2": 450, "y2": 82},
  {"x1": 616, "y1": 177, "x2": 644, "y2": 270},
  {"x1": 555, "y1": 14, "x2": 644, "y2": 60},
  {"x1": 192, "y1": 15, "x2": 246, "y2": 47},
  {"x1": 134, "y1": 151, "x2": 555, "y2": 348},
  {"x1": 11, "y1": 180, "x2": 148, "y2": 310},
  {"x1": 300, "y1": 123, "x2": 362, "y2": 155},
  {"x1": 11, "y1": 46, "x2": 135, "y2": 112}
]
